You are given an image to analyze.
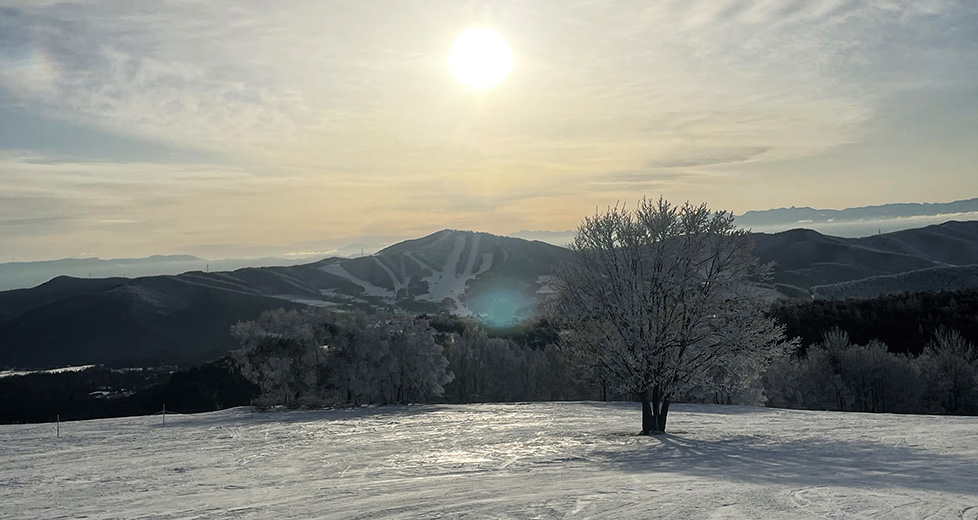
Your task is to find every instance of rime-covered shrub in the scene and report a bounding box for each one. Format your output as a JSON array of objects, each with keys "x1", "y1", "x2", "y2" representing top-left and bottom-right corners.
[
  {"x1": 232, "y1": 309, "x2": 453, "y2": 407},
  {"x1": 762, "y1": 328, "x2": 978, "y2": 415},
  {"x1": 231, "y1": 309, "x2": 329, "y2": 407},
  {"x1": 441, "y1": 326, "x2": 590, "y2": 403},
  {"x1": 918, "y1": 328, "x2": 978, "y2": 415}
]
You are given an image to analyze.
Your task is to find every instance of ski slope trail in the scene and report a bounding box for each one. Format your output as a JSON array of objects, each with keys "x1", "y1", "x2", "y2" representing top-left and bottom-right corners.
[
  {"x1": 371, "y1": 256, "x2": 404, "y2": 295},
  {"x1": 319, "y1": 263, "x2": 393, "y2": 298},
  {"x1": 2, "y1": 402, "x2": 977, "y2": 519},
  {"x1": 425, "y1": 234, "x2": 468, "y2": 303}
]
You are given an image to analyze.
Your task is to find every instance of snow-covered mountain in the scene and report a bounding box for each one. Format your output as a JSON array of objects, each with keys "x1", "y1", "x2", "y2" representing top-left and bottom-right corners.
[
  {"x1": 312, "y1": 229, "x2": 570, "y2": 323},
  {"x1": 0, "y1": 230, "x2": 571, "y2": 369}
]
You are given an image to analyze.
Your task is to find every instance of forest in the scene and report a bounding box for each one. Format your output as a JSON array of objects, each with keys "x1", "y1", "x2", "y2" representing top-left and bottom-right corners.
[
  {"x1": 2, "y1": 286, "x2": 978, "y2": 424},
  {"x1": 770, "y1": 288, "x2": 978, "y2": 355}
]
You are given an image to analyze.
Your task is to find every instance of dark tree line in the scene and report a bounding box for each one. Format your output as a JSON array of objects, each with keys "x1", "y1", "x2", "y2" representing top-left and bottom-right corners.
[
  {"x1": 0, "y1": 358, "x2": 258, "y2": 424},
  {"x1": 770, "y1": 288, "x2": 978, "y2": 356},
  {"x1": 763, "y1": 289, "x2": 978, "y2": 415}
]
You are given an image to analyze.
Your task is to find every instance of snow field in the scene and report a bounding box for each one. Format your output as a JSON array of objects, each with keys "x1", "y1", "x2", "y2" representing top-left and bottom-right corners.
[{"x1": 2, "y1": 402, "x2": 977, "y2": 519}]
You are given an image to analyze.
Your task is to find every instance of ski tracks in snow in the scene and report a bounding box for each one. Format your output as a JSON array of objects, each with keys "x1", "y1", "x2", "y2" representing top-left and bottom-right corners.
[{"x1": 2, "y1": 403, "x2": 978, "y2": 519}]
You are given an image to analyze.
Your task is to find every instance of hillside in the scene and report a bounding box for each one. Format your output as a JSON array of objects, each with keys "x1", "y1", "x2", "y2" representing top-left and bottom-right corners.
[
  {"x1": 2, "y1": 403, "x2": 976, "y2": 519},
  {"x1": 752, "y1": 220, "x2": 978, "y2": 297},
  {"x1": 812, "y1": 265, "x2": 978, "y2": 299},
  {"x1": 0, "y1": 276, "x2": 129, "y2": 324},
  {"x1": 0, "y1": 275, "x2": 310, "y2": 368}
]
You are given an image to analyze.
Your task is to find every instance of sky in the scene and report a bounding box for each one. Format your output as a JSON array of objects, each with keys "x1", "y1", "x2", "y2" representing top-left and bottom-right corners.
[{"x1": 1, "y1": 0, "x2": 977, "y2": 261}]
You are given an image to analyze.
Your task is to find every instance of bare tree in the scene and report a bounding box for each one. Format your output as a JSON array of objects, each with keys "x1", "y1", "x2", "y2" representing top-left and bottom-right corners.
[{"x1": 551, "y1": 198, "x2": 789, "y2": 434}]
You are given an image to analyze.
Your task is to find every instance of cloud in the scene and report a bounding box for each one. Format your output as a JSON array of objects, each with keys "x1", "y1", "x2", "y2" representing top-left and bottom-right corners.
[
  {"x1": 0, "y1": 4, "x2": 313, "y2": 154},
  {"x1": 586, "y1": 171, "x2": 688, "y2": 186},
  {"x1": 2, "y1": 1, "x2": 973, "y2": 170},
  {"x1": 0, "y1": 1, "x2": 977, "y2": 259},
  {"x1": 0, "y1": 216, "x2": 74, "y2": 228},
  {"x1": 0, "y1": 0, "x2": 907, "y2": 161},
  {"x1": 645, "y1": 147, "x2": 772, "y2": 168}
]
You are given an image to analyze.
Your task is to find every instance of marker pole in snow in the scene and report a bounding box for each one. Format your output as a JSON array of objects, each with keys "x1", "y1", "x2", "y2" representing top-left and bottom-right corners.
[
  {"x1": 57, "y1": 415, "x2": 60, "y2": 438},
  {"x1": 162, "y1": 403, "x2": 166, "y2": 427}
]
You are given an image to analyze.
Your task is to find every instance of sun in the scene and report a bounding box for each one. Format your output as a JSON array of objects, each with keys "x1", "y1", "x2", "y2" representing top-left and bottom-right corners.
[{"x1": 449, "y1": 28, "x2": 512, "y2": 91}]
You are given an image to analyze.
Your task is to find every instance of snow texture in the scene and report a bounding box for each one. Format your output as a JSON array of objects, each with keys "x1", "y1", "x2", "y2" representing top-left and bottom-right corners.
[
  {"x1": 0, "y1": 365, "x2": 96, "y2": 378},
  {"x1": 2, "y1": 402, "x2": 977, "y2": 519}
]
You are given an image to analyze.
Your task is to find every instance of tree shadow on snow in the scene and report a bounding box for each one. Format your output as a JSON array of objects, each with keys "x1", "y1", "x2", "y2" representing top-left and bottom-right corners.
[
  {"x1": 158, "y1": 404, "x2": 451, "y2": 429},
  {"x1": 592, "y1": 429, "x2": 978, "y2": 497}
]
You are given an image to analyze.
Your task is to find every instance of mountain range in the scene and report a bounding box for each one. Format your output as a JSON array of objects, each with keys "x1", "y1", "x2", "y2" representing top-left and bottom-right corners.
[
  {"x1": 0, "y1": 255, "x2": 327, "y2": 291},
  {"x1": 2, "y1": 222, "x2": 978, "y2": 370},
  {"x1": 508, "y1": 198, "x2": 978, "y2": 245},
  {"x1": 0, "y1": 230, "x2": 565, "y2": 369},
  {"x1": 735, "y1": 197, "x2": 978, "y2": 237},
  {"x1": 737, "y1": 198, "x2": 978, "y2": 227},
  {"x1": 751, "y1": 220, "x2": 978, "y2": 297}
]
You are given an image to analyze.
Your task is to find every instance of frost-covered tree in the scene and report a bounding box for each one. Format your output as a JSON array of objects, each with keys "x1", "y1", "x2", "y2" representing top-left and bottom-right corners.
[
  {"x1": 439, "y1": 324, "x2": 587, "y2": 403},
  {"x1": 763, "y1": 329, "x2": 921, "y2": 413},
  {"x1": 324, "y1": 311, "x2": 389, "y2": 405},
  {"x1": 838, "y1": 339, "x2": 919, "y2": 413},
  {"x1": 231, "y1": 308, "x2": 332, "y2": 407},
  {"x1": 919, "y1": 328, "x2": 978, "y2": 414},
  {"x1": 551, "y1": 198, "x2": 789, "y2": 434},
  {"x1": 232, "y1": 309, "x2": 453, "y2": 407},
  {"x1": 383, "y1": 316, "x2": 454, "y2": 403},
  {"x1": 443, "y1": 327, "x2": 516, "y2": 403}
]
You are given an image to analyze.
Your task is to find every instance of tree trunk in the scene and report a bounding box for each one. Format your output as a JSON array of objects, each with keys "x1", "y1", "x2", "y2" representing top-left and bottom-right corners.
[
  {"x1": 640, "y1": 386, "x2": 669, "y2": 434},
  {"x1": 640, "y1": 389, "x2": 654, "y2": 435},
  {"x1": 657, "y1": 398, "x2": 670, "y2": 432}
]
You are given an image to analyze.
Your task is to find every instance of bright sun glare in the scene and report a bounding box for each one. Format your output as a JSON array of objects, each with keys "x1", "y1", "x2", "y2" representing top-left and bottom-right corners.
[{"x1": 449, "y1": 28, "x2": 512, "y2": 90}]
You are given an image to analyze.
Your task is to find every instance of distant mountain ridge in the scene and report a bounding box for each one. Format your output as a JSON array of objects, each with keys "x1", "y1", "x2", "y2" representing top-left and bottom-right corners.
[
  {"x1": 751, "y1": 220, "x2": 978, "y2": 297},
  {"x1": 510, "y1": 198, "x2": 978, "y2": 246},
  {"x1": 4, "y1": 222, "x2": 978, "y2": 370},
  {"x1": 736, "y1": 197, "x2": 978, "y2": 228},
  {"x1": 0, "y1": 254, "x2": 325, "y2": 291}
]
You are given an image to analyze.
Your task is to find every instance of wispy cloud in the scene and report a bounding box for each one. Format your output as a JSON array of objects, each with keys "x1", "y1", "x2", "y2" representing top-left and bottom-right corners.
[
  {"x1": 1, "y1": 0, "x2": 976, "y2": 259},
  {"x1": 645, "y1": 147, "x2": 772, "y2": 169}
]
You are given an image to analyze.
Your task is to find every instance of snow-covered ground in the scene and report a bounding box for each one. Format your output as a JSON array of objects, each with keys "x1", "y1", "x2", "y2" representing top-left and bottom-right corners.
[{"x1": 2, "y1": 402, "x2": 977, "y2": 519}]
